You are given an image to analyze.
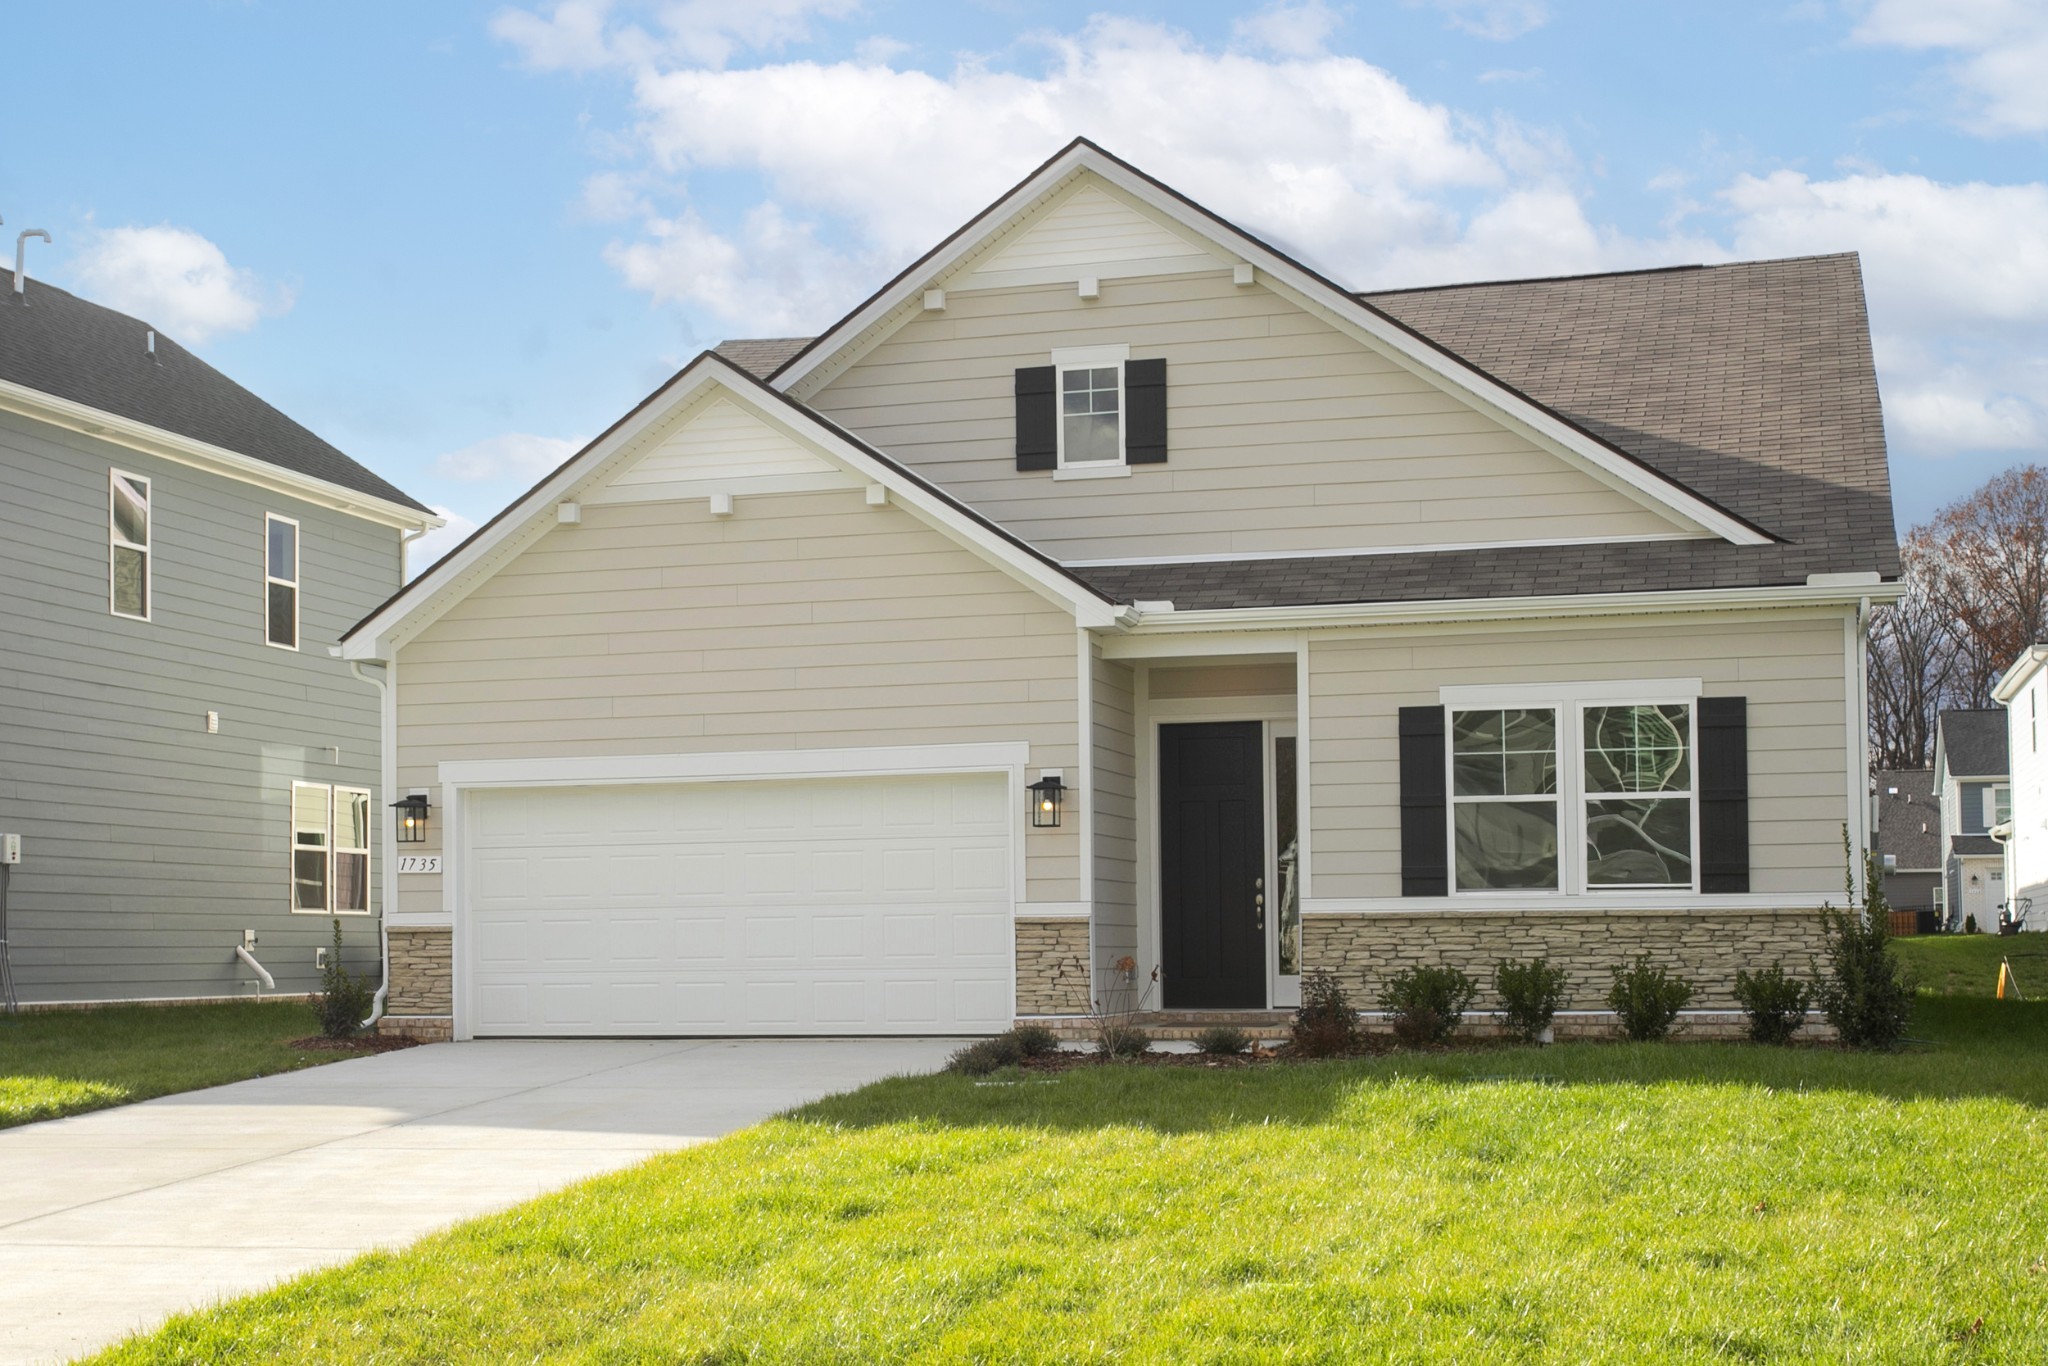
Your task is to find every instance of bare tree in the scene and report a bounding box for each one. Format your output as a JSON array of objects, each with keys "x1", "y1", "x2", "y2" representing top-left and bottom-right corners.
[
  {"x1": 1926, "y1": 466, "x2": 2048, "y2": 707},
  {"x1": 1868, "y1": 534, "x2": 1955, "y2": 768}
]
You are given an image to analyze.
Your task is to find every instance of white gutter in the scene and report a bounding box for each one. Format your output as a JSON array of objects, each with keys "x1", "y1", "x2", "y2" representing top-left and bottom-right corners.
[
  {"x1": 0, "y1": 377, "x2": 442, "y2": 533},
  {"x1": 347, "y1": 658, "x2": 395, "y2": 1030},
  {"x1": 1109, "y1": 576, "x2": 1902, "y2": 637}
]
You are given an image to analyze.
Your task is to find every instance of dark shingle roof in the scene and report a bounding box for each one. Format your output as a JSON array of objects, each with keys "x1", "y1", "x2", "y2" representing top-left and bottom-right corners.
[
  {"x1": 1951, "y1": 834, "x2": 2002, "y2": 857},
  {"x1": 714, "y1": 338, "x2": 812, "y2": 377},
  {"x1": 1874, "y1": 769, "x2": 1940, "y2": 871},
  {"x1": 0, "y1": 270, "x2": 430, "y2": 514},
  {"x1": 722, "y1": 254, "x2": 1898, "y2": 608},
  {"x1": 1938, "y1": 709, "x2": 2009, "y2": 779}
]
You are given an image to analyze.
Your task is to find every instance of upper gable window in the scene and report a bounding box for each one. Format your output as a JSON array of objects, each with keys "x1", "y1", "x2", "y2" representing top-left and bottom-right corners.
[
  {"x1": 109, "y1": 470, "x2": 151, "y2": 621},
  {"x1": 1060, "y1": 364, "x2": 1123, "y2": 466}
]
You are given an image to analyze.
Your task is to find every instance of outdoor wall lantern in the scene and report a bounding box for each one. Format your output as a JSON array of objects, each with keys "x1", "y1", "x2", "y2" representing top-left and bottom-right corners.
[
  {"x1": 1028, "y1": 774, "x2": 1064, "y2": 829},
  {"x1": 392, "y1": 792, "x2": 430, "y2": 844}
]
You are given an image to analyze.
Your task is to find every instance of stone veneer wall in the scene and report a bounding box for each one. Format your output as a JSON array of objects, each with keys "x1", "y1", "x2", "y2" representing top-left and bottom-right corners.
[
  {"x1": 1304, "y1": 909, "x2": 1829, "y2": 1012},
  {"x1": 386, "y1": 925, "x2": 452, "y2": 1016},
  {"x1": 1016, "y1": 917, "x2": 1091, "y2": 1016}
]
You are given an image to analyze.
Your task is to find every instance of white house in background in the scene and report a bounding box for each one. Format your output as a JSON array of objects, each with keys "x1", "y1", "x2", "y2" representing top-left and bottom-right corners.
[
  {"x1": 1931, "y1": 708, "x2": 2011, "y2": 932},
  {"x1": 1993, "y1": 651, "x2": 2048, "y2": 931}
]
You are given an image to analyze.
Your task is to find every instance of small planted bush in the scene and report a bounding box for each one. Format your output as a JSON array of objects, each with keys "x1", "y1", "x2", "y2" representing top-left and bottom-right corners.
[
  {"x1": 1097, "y1": 1024, "x2": 1152, "y2": 1059},
  {"x1": 947, "y1": 1034, "x2": 1025, "y2": 1076},
  {"x1": 1607, "y1": 956, "x2": 1694, "y2": 1041},
  {"x1": 1494, "y1": 957, "x2": 1569, "y2": 1044},
  {"x1": 1733, "y1": 963, "x2": 1811, "y2": 1045},
  {"x1": 1815, "y1": 847, "x2": 1916, "y2": 1050},
  {"x1": 1194, "y1": 1025, "x2": 1252, "y2": 1056},
  {"x1": 1290, "y1": 971, "x2": 1360, "y2": 1057},
  {"x1": 313, "y1": 919, "x2": 373, "y2": 1040},
  {"x1": 1009, "y1": 1023, "x2": 1062, "y2": 1059},
  {"x1": 1378, "y1": 966, "x2": 1477, "y2": 1047}
]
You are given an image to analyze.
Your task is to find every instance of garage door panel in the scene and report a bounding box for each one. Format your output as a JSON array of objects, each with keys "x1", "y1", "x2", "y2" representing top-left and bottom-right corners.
[{"x1": 466, "y1": 772, "x2": 1013, "y2": 1035}]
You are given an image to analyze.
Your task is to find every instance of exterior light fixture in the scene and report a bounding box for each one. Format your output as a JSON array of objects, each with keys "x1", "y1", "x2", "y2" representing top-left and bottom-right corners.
[
  {"x1": 1027, "y1": 774, "x2": 1064, "y2": 829},
  {"x1": 391, "y1": 792, "x2": 430, "y2": 844}
]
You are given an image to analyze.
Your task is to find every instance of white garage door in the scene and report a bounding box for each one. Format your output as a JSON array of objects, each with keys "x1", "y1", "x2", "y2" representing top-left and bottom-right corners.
[{"x1": 464, "y1": 773, "x2": 1014, "y2": 1036}]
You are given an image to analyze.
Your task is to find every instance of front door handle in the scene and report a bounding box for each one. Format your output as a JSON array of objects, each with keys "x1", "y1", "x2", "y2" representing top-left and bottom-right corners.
[{"x1": 1254, "y1": 891, "x2": 1265, "y2": 929}]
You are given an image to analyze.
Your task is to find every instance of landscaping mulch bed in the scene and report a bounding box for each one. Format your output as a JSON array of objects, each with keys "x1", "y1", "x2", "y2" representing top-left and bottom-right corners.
[{"x1": 286, "y1": 1034, "x2": 421, "y2": 1055}]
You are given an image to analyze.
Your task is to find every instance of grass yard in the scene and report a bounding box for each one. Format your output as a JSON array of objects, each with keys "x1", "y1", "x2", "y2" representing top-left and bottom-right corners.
[
  {"x1": 1895, "y1": 931, "x2": 2048, "y2": 998},
  {"x1": 0, "y1": 999, "x2": 344, "y2": 1127},
  {"x1": 99, "y1": 993, "x2": 2048, "y2": 1364}
]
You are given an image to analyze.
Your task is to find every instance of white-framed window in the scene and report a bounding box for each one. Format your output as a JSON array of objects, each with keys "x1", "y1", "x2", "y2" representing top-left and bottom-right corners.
[
  {"x1": 1994, "y1": 783, "x2": 2013, "y2": 828},
  {"x1": 1052, "y1": 344, "x2": 1128, "y2": 471},
  {"x1": 265, "y1": 514, "x2": 299, "y2": 650},
  {"x1": 109, "y1": 470, "x2": 151, "y2": 620},
  {"x1": 1445, "y1": 682, "x2": 1699, "y2": 895},
  {"x1": 292, "y1": 782, "x2": 371, "y2": 914}
]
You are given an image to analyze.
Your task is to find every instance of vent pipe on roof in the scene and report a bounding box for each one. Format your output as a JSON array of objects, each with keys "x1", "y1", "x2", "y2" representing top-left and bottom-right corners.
[
  {"x1": 146, "y1": 329, "x2": 156, "y2": 362},
  {"x1": 14, "y1": 229, "x2": 51, "y2": 302}
]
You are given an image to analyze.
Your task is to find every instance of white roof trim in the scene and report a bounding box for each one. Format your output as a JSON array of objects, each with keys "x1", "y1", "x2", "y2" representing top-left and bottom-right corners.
[
  {"x1": 0, "y1": 375, "x2": 440, "y2": 532},
  {"x1": 1063, "y1": 530, "x2": 1701, "y2": 569},
  {"x1": 341, "y1": 355, "x2": 1117, "y2": 659},
  {"x1": 771, "y1": 141, "x2": 1771, "y2": 549},
  {"x1": 1993, "y1": 645, "x2": 2048, "y2": 704}
]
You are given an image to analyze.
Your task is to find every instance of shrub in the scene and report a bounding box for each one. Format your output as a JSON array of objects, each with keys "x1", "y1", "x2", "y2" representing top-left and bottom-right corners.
[
  {"x1": 1009, "y1": 1023, "x2": 1062, "y2": 1058},
  {"x1": 1097, "y1": 1024, "x2": 1152, "y2": 1059},
  {"x1": 1965, "y1": 913, "x2": 1980, "y2": 935},
  {"x1": 1378, "y1": 966, "x2": 1478, "y2": 1047},
  {"x1": 1607, "y1": 956, "x2": 1694, "y2": 1041},
  {"x1": 1194, "y1": 1025, "x2": 1252, "y2": 1056},
  {"x1": 1494, "y1": 958, "x2": 1569, "y2": 1044},
  {"x1": 1290, "y1": 971, "x2": 1360, "y2": 1057},
  {"x1": 312, "y1": 919, "x2": 373, "y2": 1040},
  {"x1": 1733, "y1": 963, "x2": 1811, "y2": 1045},
  {"x1": 947, "y1": 1034, "x2": 1025, "y2": 1076},
  {"x1": 1814, "y1": 847, "x2": 1916, "y2": 1050}
]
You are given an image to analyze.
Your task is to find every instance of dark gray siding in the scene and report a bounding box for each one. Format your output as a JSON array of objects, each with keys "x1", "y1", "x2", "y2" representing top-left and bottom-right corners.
[
  {"x1": 0, "y1": 409, "x2": 399, "y2": 1002},
  {"x1": 1880, "y1": 870, "x2": 1938, "y2": 915}
]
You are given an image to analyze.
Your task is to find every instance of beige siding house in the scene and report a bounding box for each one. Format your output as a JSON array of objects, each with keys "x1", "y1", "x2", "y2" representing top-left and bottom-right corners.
[{"x1": 343, "y1": 141, "x2": 1899, "y2": 1041}]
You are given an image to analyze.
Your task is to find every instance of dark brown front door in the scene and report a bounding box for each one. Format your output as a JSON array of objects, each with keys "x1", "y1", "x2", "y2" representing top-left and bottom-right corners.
[{"x1": 1160, "y1": 721, "x2": 1265, "y2": 1008}]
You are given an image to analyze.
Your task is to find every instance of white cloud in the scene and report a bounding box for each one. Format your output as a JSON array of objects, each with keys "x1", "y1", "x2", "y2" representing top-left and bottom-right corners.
[
  {"x1": 434, "y1": 431, "x2": 586, "y2": 482},
  {"x1": 493, "y1": 0, "x2": 859, "y2": 71},
  {"x1": 1885, "y1": 376, "x2": 2042, "y2": 452},
  {"x1": 1852, "y1": 0, "x2": 2048, "y2": 134},
  {"x1": 1414, "y1": 0, "x2": 1550, "y2": 41},
  {"x1": 68, "y1": 224, "x2": 285, "y2": 343},
  {"x1": 1232, "y1": 1, "x2": 1344, "y2": 58},
  {"x1": 406, "y1": 507, "x2": 483, "y2": 579}
]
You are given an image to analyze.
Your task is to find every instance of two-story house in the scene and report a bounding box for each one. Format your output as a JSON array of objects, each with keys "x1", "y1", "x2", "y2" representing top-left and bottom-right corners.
[
  {"x1": 1873, "y1": 768, "x2": 1941, "y2": 928},
  {"x1": 1993, "y1": 647, "x2": 2048, "y2": 931},
  {"x1": 0, "y1": 264, "x2": 438, "y2": 1005},
  {"x1": 335, "y1": 141, "x2": 1900, "y2": 1041},
  {"x1": 1930, "y1": 709, "x2": 2010, "y2": 932}
]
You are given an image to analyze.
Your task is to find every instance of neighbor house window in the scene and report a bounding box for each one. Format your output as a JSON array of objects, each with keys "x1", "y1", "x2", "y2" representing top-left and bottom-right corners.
[
  {"x1": 293, "y1": 782, "x2": 370, "y2": 914},
  {"x1": 265, "y1": 515, "x2": 299, "y2": 650},
  {"x1": 109, "y1": 470, "x2": 150, "y2": 620},
  {"x1": 1059, "y1": 364, "x2": 1122, "y2": 465},
  {"x1": 1994, "y1": 784, "x2": 2013, "y2": 828},
  {"x1": 1448, "y1": 688, "x2": 1698, "y2": 894}
]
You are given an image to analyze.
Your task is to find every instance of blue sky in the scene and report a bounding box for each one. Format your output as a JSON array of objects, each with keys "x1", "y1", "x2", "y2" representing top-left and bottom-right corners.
[{"x1": 6, "y1": 0, "x2": 2045, "y2": 565}]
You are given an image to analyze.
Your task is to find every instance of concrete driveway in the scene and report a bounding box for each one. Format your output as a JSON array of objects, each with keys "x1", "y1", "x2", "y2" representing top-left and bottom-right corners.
[{"x1": 0, "y1": 1037, "x2": 959, "y2": 1365}]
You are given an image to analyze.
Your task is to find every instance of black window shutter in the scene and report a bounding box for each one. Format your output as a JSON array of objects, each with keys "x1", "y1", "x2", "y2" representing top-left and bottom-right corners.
[
  {"x1": 1698, "y1": 696, "x2": 1750, "y2": 894},
  {"x1": 1399, "y1": 705, "x2": 1449, "y2": 897},
  {"x1": 1015, "y1": 366, "x2": 1056, "y2": 471},
  {"x1": 1125, "y1": 357, "x2": 1167, "y2": 464}
]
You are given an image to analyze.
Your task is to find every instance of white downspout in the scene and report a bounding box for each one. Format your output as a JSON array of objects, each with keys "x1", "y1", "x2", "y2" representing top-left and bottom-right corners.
[
  {"x1": 349, "y1": 658, "x2": 395, "y2": 1029},
  {"x1": 1855, "y1": 596, "x2": 1874, "y2": 903},
  {"x1": 235, "y1": 942, "x2": 276, "y2": 991}
]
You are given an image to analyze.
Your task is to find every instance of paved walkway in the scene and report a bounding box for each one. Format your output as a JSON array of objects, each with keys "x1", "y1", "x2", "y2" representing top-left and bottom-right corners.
[{"x1": 0, "y1": 1037, "x2": 959, "y2": 1364}]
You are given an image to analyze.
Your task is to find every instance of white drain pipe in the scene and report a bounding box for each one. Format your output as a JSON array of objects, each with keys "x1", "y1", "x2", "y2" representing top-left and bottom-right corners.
[
  {"x1": 234, "y1": 943, "x2": 275, "y2": 990},
  {"x1": 348, "y1": 659, "x2": 395, "y2": 1031}
]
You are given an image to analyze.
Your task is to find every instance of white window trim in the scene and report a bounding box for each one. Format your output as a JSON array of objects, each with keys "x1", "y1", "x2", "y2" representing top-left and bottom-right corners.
[
  {"x1": 1442, "y1": 680, "x2": 1703, "y2": 898},
  {"x1": 1050, "y1": 343, "x2": 1130, "y2": 472},
  {"x1": 291, "y1": 781, "x2": 374, "y2": 915},
  {"x1": 265, "y1": 513, "x2": 300, "y2": 651},
  {"x1": 109, "y1": 469, "x2": 151, "y2": 622}
]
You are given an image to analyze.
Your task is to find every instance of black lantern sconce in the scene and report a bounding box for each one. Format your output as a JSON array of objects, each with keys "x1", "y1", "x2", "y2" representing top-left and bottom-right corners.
[
  {"x1": 392, "y1": 792, "x2": 430, "y2": 844},
  {"x1": 1027, "y1": 774, "x2": 1064, "y2": 829}
]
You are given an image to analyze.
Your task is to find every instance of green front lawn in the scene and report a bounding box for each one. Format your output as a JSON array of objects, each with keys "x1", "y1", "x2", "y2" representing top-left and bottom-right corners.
[
  {"x1": 101, "y1": 995, "x2": 2048, "y2": 1363},
  {"x1": 0, "y1": 999, "x2": 343, "y2": 1127},
  {"x1": 1895, "y1": 931, "x2": 2048, "y2": 998}
]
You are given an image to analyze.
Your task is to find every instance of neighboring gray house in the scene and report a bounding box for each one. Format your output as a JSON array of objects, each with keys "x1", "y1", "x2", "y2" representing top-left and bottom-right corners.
[
  {"x1": 0, "y1": 266, "x2": 437, "y2": 1004},
  {"x1": 1872, "y1": 768, "x2": 1939, "y2": 919},
  {"x1": 1932, "y1": 709, "x2": 2009, "y2": 933}
]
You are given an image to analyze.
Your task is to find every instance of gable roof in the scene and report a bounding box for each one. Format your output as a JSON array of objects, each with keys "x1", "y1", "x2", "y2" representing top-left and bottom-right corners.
[
  {"x1": 1937, "y1": 708, "x2": 2009, "y2": 780},
  {"x1": 719, "y1": 253, "x2": 1899, "y2": 609},
  {"x1": 1874, "y1": 769, "x2": 1940, "y2": 871},
  {"x1": 341, "y1": 351, "x2": 1119, "y2": 656},
  {"x1": 761, "y1": 138, "x2": 1770, "y2": 551},
  {"x1": 0, "y1": 269, "x2": 432, "y2": 517}
]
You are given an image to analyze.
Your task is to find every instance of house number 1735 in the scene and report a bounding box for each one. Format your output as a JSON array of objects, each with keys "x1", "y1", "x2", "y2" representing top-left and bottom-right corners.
[{"x1": 397, "y1": 855, "x2": 442, "y2": 874}]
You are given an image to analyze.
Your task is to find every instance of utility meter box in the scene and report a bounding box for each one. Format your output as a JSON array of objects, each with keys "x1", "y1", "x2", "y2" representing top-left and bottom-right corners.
[{"x1": 0, "y1": 834, "x2": 20, "y2": 864}]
